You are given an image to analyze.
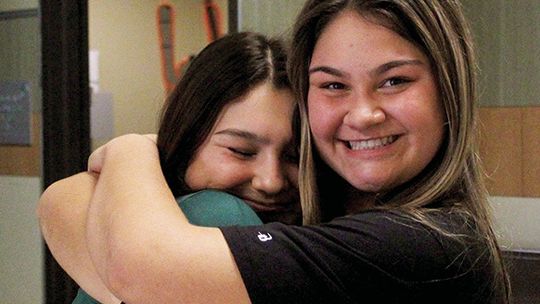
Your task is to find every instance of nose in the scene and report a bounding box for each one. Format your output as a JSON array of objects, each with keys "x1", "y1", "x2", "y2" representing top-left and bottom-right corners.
[
  {"x1": 343, "y1": 94, "x2": 386, "y2": 130},
  {"x1": 252, "y1": 158, "x2": 288, "y2": 195}
]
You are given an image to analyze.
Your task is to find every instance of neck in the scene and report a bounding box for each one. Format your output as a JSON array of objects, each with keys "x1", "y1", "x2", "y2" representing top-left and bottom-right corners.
[{"x1": 343, "y1": 185, "x2": 377, "y2": 214}]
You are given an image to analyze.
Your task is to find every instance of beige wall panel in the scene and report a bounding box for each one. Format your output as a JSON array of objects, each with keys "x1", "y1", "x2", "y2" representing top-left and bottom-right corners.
[
  {"x1": 0, "y1": 0, "x2": 38, "y2": 11},
  {"x1": 478, "y1": 108, "x2": 522, "y2": 196},
  {"x1": 0, "y1": 113, "x2": 41, "y2": 176},
  {"x1": 522, "y1": 107, "x2": 540, "y2": 197},
  {"x1": 89, "y1": 0, "x2": 228, "y2": 151}
]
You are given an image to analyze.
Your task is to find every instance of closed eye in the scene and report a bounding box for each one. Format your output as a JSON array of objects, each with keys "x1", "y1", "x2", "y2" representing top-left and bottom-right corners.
[{"x1": 228, "y1": 147, "x2": 256, "y2": 158}]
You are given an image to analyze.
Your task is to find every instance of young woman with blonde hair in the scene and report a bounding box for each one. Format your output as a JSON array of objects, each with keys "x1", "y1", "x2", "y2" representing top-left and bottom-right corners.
[{"x1": 39, "y1": 1, "x2": 510, "y2": 303}]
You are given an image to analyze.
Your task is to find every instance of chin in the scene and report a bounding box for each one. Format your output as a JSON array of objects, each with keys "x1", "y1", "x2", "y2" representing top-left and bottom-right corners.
[{"x1": 349, "y1": 180, "x2": 391, "y2": 193}]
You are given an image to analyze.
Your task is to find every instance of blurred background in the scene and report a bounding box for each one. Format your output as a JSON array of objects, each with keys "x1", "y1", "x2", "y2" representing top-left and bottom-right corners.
[{"x1": 0, "y1": 0, "x2": 538, "y2": 303}]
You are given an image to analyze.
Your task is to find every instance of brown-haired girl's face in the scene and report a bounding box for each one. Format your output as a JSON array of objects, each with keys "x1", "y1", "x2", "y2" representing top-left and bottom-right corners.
[
  {"x1": 307, "y1": 11, "x2": 445, "y2": 193},
  {"x1": 184, "y1": 82, "x2": 301, "y2": 224}
]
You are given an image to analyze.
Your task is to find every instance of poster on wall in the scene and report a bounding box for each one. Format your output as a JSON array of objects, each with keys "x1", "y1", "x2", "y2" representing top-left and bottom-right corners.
[{"x1": 0, "y1": 81, "x2": 32, "y2": 146}]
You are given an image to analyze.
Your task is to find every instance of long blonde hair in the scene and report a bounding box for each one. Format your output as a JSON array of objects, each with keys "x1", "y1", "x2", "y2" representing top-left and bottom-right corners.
[{"x1": 289, "y1": 0, "x2": 510, "y2": 302}]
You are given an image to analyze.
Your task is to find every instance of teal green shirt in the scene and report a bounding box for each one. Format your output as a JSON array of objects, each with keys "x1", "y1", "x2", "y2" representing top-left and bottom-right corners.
[{"x1": 72, "y1": 190, "x2": 262, "y2": 303}]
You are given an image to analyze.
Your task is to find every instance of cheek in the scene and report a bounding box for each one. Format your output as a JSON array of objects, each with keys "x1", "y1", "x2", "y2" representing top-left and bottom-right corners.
[
  {"x1": 184, "y1": 159, "x2": 207, "y2": 190},
  {"x1": 424, "y1": 110, "x2": 445, "y2": 157},
  {"x1": 419, "y1": 98, "x2": 445, "y2": 145},
  {"x1": 185, "y1": 147, "x2": 238, "y2": 190},
  {"x1": 402, "y1": 96, "x2": 445, "y2": 163},
  {"x1": 184, "y1": 148, "x2": 220, "y2": 190},
  {"x1": 186, "y1": 158, "x2": 249, "y2": 191},
  {"x1": 419, "y1": 79, "x2": 445, "y2": 134},
  {"x1": 307, "y1": 94, "x2": 337, "y2": 142}
]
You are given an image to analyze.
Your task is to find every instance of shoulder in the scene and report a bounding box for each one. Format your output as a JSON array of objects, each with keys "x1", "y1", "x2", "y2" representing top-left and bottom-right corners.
[
  {"x1": 178, "y1": 190, "x2": 263, "y2": 226},
  {"x1": 221, "y1": 209, "x2": 493, "y2": 302},
  {"x1": 339, "y1": 210, "x2": 490, "y2": 287},
  {"x1": 226, "y1": 209, "x2": 486, "y2": 281}
]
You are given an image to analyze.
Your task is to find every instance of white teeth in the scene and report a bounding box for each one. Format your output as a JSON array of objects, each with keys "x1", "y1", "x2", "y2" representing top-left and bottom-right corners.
[{"x1": 349, "y1": 136, "x2": 396, "y2": 150}]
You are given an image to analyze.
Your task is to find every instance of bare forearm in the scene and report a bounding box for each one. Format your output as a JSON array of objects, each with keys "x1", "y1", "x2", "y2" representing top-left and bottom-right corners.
[
  {"x1": 85, "y1": 134, "x2": 249, "y2": 303},
  {"x1": 37, "y1": 172, "x2": 121, "y2": 304},
  {"x1": 86, "y1": 134, "x2": 188, "y2": 300}
]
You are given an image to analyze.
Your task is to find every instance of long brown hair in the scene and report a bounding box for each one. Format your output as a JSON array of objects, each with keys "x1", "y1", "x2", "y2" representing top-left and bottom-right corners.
[
  {"x1": 157, "y1": 32, "x2": 291, "y2": 197},
  {"x1": 288, "y1": 0, "x2": 510, "y2": 302}
]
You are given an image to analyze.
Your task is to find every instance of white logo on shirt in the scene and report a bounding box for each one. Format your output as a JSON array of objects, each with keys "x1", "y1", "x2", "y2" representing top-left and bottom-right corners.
[{"x1": 257, "y1": 232, "x2": 273, "y2": 242}]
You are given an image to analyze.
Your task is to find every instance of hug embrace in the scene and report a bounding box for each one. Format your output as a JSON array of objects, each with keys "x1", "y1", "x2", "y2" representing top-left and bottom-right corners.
[{"x1": 39, "y1": 1, "x2": 510, "y2": 303}]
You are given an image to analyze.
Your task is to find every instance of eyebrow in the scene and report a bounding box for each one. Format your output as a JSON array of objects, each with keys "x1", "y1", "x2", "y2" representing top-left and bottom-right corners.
[
  {"x1": 372, "y1": 59, "x2": 424, "y2": 76},
  {"x1": 214, "y1": 128, "x2": 270, "y2": 145},
  {"x1": 308, "y1": 59, "x2": 425, "y2": 78},
  {"x1": 308, "y1": 66, "x2": 344, "y2": 77}
]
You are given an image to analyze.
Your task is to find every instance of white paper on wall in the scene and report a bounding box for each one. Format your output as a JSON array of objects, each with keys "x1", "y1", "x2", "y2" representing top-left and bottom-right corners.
[
  {"x1": 90, "y1": 91, "x2": 114, "y2": 140},
  {"x1": 89, "y1": 49, "x2": 100, "y2": 93},
  {"x1": 0, "y1": 81, "x2": 32, "y2": 146}
]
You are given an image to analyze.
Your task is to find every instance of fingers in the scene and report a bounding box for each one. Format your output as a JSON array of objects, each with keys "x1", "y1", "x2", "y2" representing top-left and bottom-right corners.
[
  {"x1": 87, "y1": 134, "x2": 158, "y2": 173},
  {"x1": 88, "y1": 145, "x2": 106, "y2": 173}
]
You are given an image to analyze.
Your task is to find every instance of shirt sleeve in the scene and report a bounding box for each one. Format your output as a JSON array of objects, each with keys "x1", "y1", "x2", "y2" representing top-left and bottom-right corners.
[
  {"x1": 219, "y1": 210, "x2": 492, "y2": 304},
  {"x1": 178, "y1": 189, "x2": 262, "y2": 226},
  {"x1": 71, "y1": 289, "x2": 100, "y2": 304}
]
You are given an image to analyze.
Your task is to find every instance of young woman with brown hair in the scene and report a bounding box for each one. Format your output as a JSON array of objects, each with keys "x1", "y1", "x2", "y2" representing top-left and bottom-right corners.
[{"x1": 39, "y1": 1, "x2": 509, "y2": 303}]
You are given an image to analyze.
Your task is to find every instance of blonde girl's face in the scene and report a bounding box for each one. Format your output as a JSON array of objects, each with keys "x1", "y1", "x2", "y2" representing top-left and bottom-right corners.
[
  {"x1": 184, "y1": 82, "x2": 301, "y2": 224},
  {"x1": 307, "y1": 11, "x2": 445, "y2": 193}
]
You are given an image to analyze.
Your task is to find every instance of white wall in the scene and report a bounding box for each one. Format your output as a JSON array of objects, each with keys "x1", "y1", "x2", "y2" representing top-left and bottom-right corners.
[
  {"x1": 238, "y1": 0, "x2": 303, "y2": 38},
  {"x1": 491, "y1": 196, "x2": 540, "y2": 252},
  {"x1": 1, "y1": 2, "x2": 44, "y2": 303},
  {"x1": 0, "y1": 176, "x2": 43, "y2": 303}
]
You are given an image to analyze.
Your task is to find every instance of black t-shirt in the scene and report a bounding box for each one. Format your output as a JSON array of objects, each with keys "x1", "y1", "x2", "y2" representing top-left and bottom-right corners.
[{"x1": 220, "y1": 210, "x2": 496, "y2": 304}]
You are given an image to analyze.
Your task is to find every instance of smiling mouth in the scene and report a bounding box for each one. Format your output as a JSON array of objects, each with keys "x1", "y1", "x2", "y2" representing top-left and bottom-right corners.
[{"x1": 347, "y1": 135, "x2": 399, "y2": 150}]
